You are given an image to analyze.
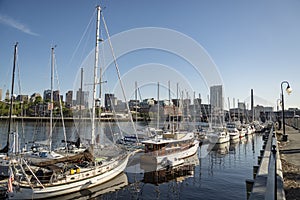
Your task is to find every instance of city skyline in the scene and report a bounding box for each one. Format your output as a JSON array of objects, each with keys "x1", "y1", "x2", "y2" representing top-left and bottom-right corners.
[
  {"x1": 1, "y1": 0, "x2": 299, "y2": 109},
  {"x1": 0, "y1": 86, "x2": 297, "y2": 113}
]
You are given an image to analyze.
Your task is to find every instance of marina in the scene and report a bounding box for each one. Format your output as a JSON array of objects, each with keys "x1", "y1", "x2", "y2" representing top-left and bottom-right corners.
[
  {"x1": 0, "y1": 121, "x2": 265, "y2": 199},
  {"x1": 1, "y1": 2, "x2": 299, "y2": 199}
]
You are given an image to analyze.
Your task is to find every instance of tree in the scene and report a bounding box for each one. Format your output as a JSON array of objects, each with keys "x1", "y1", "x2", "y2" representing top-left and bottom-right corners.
[{"x1": 34, "y1": 96, "x2": 43, "y2": 104}]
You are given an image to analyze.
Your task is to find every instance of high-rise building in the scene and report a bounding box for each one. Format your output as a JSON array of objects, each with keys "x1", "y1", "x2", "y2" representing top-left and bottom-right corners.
[
  {"x1": 76, "y1": 89, "x2": 89, "y2": 107},
  {"x1": 53, "y1": 90, "x2": 61, "y2": 102},
  {"x1": 65, "y1": 90, "x2": 73, "y2": 108},
  {"x1": 5, "y1": 89, "x2": 10, "y2": 101},
  {"x1": 210, "y1": 85, "x2": 223, "y2": 111},
  {"x1": 43, "y1": 89, "x2": 52, "y2": 101},
  {"x1": 43, "y1": 90, "x2": 62, "y2": 102},
  {"x1": 76, "y1": 89, "x2": 84, "y2": 106}
]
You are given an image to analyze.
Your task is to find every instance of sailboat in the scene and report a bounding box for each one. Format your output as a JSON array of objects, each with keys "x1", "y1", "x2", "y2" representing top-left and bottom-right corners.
[
  {"x1": 0, "y1": 42, "x2": 19, "y2": 177},
  {"x1": 23, "y1": 46, "x2": 65, "y2": 165},
  {"x1": 140, "y1": 84, "x2": 199, "y2": 169},
  {"x1": 8, "y1": 6, "x2": 130, "y2": 199}
]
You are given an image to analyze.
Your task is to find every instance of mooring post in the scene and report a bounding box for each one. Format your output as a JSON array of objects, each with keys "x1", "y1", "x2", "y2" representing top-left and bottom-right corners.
[
  {"x1": 246, "y1": 179, "x2": 254, "y2": 199},
  {"x1": 253, "y1": 165, "x2": 259, "y2": 179}
]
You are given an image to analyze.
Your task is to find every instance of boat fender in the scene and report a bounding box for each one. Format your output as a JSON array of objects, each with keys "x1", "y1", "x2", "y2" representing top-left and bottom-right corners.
[
  {"x1": 70, "y1": 169, "x2": 75, "y2": 175},
  {"x1": 50, "y1": 173, "x2": 57, "y2": 184}
]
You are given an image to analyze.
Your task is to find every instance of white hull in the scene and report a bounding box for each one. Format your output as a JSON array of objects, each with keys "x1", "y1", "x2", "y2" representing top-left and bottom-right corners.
[
  {"x1": 227, "y1": 128, "x2": 240, "y2": 140},
  {"x1": 47, "y1": 173, "x2": 128, "y2": 200},
  {"x1": 141, "y1": 140, "x2": 199, "y2": 169},
  {"x1": 229, "y1": 132, "x2": 239, "y2": 140},
  {"x1": 9, "y1": 155, "x2": 129, "y2": 199},
  {"x1": 239, "y1": 129, "x2": 246, "y2": 138},
  {"x1": 216, "y1": 135, "x2": 230, "y2": 144},
  {"x1": 208, "y1": 133, "x2": 230, "y2": 144}
]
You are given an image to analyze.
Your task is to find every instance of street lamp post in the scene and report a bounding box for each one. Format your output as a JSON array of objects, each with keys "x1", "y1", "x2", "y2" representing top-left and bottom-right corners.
[{"x1": 281, "y1": 81, "x2": 292, "y2": 142}]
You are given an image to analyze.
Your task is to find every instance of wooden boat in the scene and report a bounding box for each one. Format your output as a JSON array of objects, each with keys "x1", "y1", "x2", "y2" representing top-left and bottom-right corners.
[{"x1": 141, "y1": 131, "x2": 199, "y2": 169}]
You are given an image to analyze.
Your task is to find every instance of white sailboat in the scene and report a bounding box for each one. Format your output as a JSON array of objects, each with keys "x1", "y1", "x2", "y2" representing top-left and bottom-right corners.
[
  {"x1": 207, "y1": 126, "x2": 230, "y2": 144},
  {"x1": 8, "y1": 6, "x2": 129, "y2": 199},
  {"x1": 226, "y1": 122, "x2": 240, "y2": 140},
  {"x1": 23, "y1": 46, "x2": 65, "y2": 165}
]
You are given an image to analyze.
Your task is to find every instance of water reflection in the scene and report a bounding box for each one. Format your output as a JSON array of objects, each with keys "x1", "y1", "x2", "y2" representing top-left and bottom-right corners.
[
  {"x1": 229, "y1": 140, "x2": 239, "y2": 153},
  {"x1": 208, "y1": 142, "x2": 230, "y2": 156},
  {"x1": 142, "y1": 153, "x2": 199, "y2": 185}
]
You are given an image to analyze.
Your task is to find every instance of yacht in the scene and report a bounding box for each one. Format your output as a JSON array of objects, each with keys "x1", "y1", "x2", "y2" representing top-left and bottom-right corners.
[
  {"x1": 207, "y1": 127, "x2": 230, "y2": 144},
  {"x1": 226, "y1": 123, "x2": 240, "y2": 140},
  {"x1": 141, "y1": 131, "x2": 199, "y2": 169}
]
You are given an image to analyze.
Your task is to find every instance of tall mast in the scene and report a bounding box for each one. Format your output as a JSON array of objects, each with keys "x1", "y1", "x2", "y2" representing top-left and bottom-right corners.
[
  {"x1": 193, "y1": 91, "x2": 196, "y2": 127},
  {"x1": 91, "y1": 5, "x2": 101, "y2": 146},
  {"x1": 9, "y1": 42, "x2": 18, "y2": 144},
  {"x1": 157, "y1": 82, "x2": 159, "y2": 130},
  {"x1": 168, "y1": 80, "x2": 171, "y2": 104},
  {"x1": 135, "y1": 81, "x2": 138, "y2": 126},
  {"x1": 79, "y1": 68, "x2": 83, "y2": 137},
  {"x1": 227, "y1": 97, "x2": 231, "y2": 122},
  {"x1": 0, "y1": 42, "x2": 18, "y2": 154},
  {"x1": 49, "y1": 46, "x2": 55, "y2": 151}
]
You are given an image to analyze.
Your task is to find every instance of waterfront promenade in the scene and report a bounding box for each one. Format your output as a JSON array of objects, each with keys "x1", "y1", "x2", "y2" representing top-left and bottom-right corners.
[{"x1": 277, "y1": 126, "x2": 300, "y2": 199}]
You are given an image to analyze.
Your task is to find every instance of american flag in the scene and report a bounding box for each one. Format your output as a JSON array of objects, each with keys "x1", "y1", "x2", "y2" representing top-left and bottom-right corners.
[{"x1": 7, "y1": 167, "x2": 14, "y2": 193}]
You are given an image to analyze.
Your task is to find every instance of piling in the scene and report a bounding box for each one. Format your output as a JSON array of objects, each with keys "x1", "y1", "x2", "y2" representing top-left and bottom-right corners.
[
  {"x1": 257, "y1": 156, "x2": 262, "y2": 165},
  {"x1": 246, "y1": 179, "x2": 254, "y2": 199},
  {"x1": 253, "y1": 166, "x2": 259, "y2": 179},
  {"x1": 260, "y1": 150, "x2": 264, "y2": 156}
]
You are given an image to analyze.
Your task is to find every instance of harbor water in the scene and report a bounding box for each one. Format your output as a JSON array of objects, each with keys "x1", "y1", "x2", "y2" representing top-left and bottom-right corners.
[{"x1": 0, "y1": 120, "x2": 263, "y2": 200}]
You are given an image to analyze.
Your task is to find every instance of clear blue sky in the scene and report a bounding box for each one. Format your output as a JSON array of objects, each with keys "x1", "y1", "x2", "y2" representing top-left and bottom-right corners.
[{"x1": 1, "y1": 0, "x2": 300, "y2": 109}]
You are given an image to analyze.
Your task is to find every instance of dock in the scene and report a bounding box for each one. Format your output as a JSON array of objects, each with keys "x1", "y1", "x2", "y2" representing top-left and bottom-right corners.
[
  {"x1": 277, "y1": 125, "x2": 300, "y2": 200},
  {"x1": 246, "y1": 125, "x2": 285, "y2": 199}
]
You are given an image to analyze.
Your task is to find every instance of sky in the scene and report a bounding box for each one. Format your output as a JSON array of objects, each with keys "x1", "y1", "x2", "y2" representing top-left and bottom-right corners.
[{"x1": 1, "y1": 0, "x2": 300, "y2": 109}]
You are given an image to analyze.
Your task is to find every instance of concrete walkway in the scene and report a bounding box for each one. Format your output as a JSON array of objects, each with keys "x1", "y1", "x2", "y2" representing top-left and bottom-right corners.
[
  {"x1": 277, "y1": 125, "x2": 300, "y2": 200},
  {"x1": 278, "y1": 126, "x2": 300, "y2": 167}
]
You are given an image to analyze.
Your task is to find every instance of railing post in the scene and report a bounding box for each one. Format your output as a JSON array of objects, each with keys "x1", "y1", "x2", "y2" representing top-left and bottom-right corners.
[{"x1": 272, "y1": 136, "x2": 277, "y2": 200}]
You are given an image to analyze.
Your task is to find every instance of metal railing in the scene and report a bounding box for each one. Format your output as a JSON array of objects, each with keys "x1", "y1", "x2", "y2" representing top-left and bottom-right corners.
[{"x1": 247, "y1": 125, "x2": 285, "y2": 200}]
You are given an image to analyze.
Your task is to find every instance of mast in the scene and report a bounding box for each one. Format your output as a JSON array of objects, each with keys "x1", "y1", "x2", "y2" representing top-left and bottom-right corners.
[
  {"x1": 168, "y1": 80, "x2": 171, "y2": 104},
  {"x1": 0, "y1": 42, "x2": 18, "y2": 154},
  {"x1": 227, "y1": 97, "x2": 231, "y2": 122},
  {"x1": 91, "y1": 5, "x2": 101, "y2": 146},
  {"x1": 157, "y1": 82, "x2": 160, "y2": 130},
  {"x1": 49, "y1": 46, "x2": 55, "y2": 151},
  {"x1": 79, "y1": 68, "x2": 83, "y2": 137},
  {"x1": 135, "y1": 81, "x2": 138, "y2": 126}
]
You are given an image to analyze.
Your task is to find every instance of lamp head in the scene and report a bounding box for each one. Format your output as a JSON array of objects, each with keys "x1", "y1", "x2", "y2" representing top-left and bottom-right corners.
[{"x1": 286, "y1": 85, "x2": 292, "y2": 95}]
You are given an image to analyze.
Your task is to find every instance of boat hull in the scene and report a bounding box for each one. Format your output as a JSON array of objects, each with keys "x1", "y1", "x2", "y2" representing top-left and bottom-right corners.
[
  {"x1": 141, "y1": 140, "x2": 199, "y2": 171},
  {"x1": 8, "y1": 155, "x2": 129, "y2": 199},
  {"x1": 229, "y1": 133, "x2": 240, "y2": 140}
]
